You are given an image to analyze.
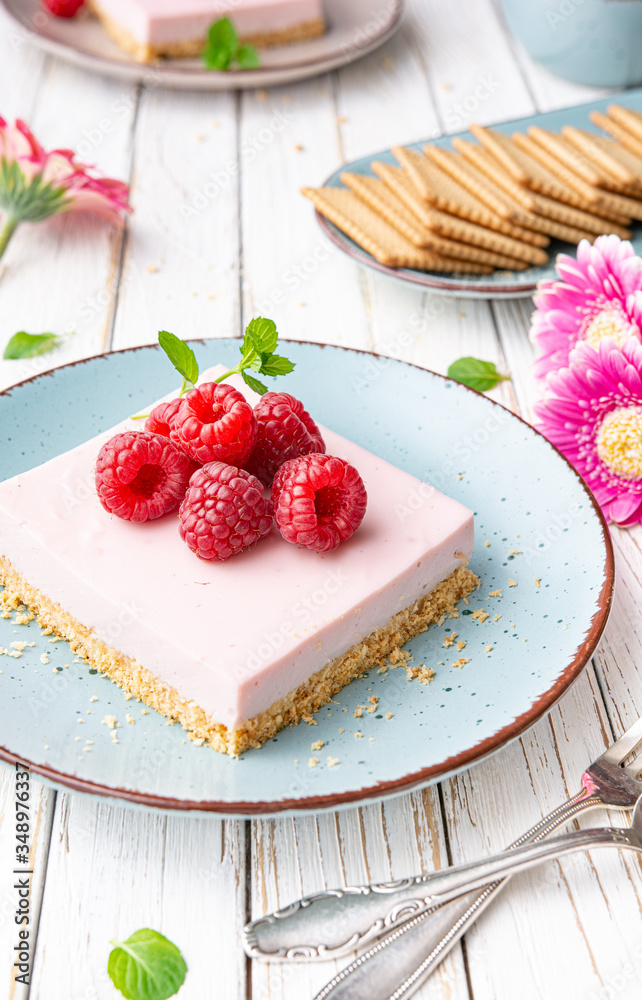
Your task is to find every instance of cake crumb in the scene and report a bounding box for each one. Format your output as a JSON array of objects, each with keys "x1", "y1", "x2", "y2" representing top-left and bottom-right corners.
[
  {"x1": 535, "y1": 578, "x2": 541, "y2": 587},
  {"x1": 123, "y1": 692, "x2": 133, "y2": 701},
  {"x1": 165, "y1": 719, "x2": 175, "y2": 726},
  {"x1": 484, "y1": 540, "x2": 490, "y2": 547},
  {"x1": 327, "y1": 755, "x2": 339, "y2": 767},
  {"x1": 452, "y1": 657, "x2": 470, "y2": 668},
  {"x1": 77, "y1": 718, "x2": 85, "y2": 724},
  {"x1": 354, "y1": 731, "x2": 363, "y2": 738},
  {"x1": 302, "y1": 713, "x2": 318, "y2": 726},
  {"x1": 85, "y1": 739, "x2": 94, "y2": 745},
  {"x1": 443, "y1": 633, "x2": 457, "y2": 649},
  {"x1": 449, "y1": 610, "x2": 460, "y2": 619},
  {"x1": 141, "y1": 708, "x2": 149, "y2": 715},
  {"x1": 89, "y1": 695, "x2": 98, "y2": 703},
  {"x1": 75, "y1": 736, "x2": 82, "y2": 742},
  {"x1": 308, "y1": 757, "x2": 318, "y2": 768},
  {"x1": 126, "y1": 714, "x2": 135, "y2": 725},
  {"x1": 339, "y1": 728, "x2": 345, "y2": 734},
  {"x1": 82, "y1": 746, "x2": 92, "y2": 753},
  {"x1": 311, "y1": 739, "x2": 324, "y2": 751},
  {"x1": 385, "y1": 712, "x2": 393, "y2": 719},
  {"x1": 101, "y1": 715, "x2": 117, "y2": 730},
  {"x1": 191, "y1": 737, "x2": 205, "y2": 746},
  {"x1": 456, "y1": 640, "x2": 467, "y2": 651},
  {"x1": 11, "y1": 641, "x2": 34, "y2": 652},
  {"x1": 14, "y1": 612, "x2": 34, "y2": 625},
  {"x1": 508, "y1": 579, "x2": 517, "y2": 587},
  {"x1": 508, "y1": 549, "x2": 522, "y2": 557},
  {"x1": 485, "y1": 644, "x2": 493, "y2": 653},
  {"x1": 406, "y1": 664, "x2": 436, "y2": 685},
  {"x1": 39, "y1": 653, "x2": 49, "y2": 664},
  {"x1": 493, "y1": 614, "x2": 502, "y2": 621},
  {"x1": 488, "y1": 590, "x2": 502, "y2": 598},
  {"x1": 471, "y1": 609, "x2": 489, "y2": 623}
]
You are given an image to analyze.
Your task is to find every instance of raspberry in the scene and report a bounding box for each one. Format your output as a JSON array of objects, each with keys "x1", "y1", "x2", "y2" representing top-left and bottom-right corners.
[
  {"x1": 96, "y1": 431, "x2": 194, "y2": 522},
  {"x1": 179, "y1": 462, "x2": 273, "y2": 561},
  {"x1": 171, "y1": 382, "x2": 257, "y2": 467},
  {"x1": 272, "y1": 454, "x2": 367, "y2": 552},
  {"x1": 41, "y1": 0, "x2": 84, "y2": 16},
  {"x1": 144, "y1": 398, "x2": 183, "y2": 438},
  {"x1": 244, "y1": 392, "x2": 326, "y2": 486}
]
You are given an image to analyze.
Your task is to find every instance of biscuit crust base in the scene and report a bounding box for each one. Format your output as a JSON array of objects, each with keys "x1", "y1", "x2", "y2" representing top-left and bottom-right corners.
[
  {"x1": 1, "y1": 556, "x2": 479, "y2": 757},
  {"x1": 87, "y1": 1, "x2": 326, "y2": 63}
]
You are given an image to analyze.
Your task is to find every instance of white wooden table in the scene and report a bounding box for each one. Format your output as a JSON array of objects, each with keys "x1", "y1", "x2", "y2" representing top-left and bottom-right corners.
[{"x1": 2, "y1": 1, "x2": 642, "y2": 997}]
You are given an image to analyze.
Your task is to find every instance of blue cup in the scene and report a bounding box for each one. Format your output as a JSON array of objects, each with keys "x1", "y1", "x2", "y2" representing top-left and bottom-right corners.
[{"x1": 500, "y1": 0, "x2": 642, "y2": 88}]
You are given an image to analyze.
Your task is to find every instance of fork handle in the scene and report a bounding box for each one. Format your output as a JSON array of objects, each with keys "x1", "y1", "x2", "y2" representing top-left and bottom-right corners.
[
  {"x1": 244, "y1": 790, "x2": 598, "y2": 962},
  {"x1": 313, "y1": 790, "x2": 600, "y2": 1000}
]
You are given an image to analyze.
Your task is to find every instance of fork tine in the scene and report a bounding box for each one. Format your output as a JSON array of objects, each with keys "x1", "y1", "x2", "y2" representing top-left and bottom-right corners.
[{"x1": 599, "y1": 716, "x2": 642, "y2": 766}]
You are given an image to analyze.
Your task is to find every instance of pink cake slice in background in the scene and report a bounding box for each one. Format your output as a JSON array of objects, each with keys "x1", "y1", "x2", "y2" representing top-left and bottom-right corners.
[
  {"x1": 0, "y1": 367, "x2": 477, "y2": 755},
  {"x1": 88, "y1": 0, "x2": 326, "y2": 62}
]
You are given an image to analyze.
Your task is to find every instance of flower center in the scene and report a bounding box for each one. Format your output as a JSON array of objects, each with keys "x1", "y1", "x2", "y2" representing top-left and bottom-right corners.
[
  {"x1": 581, "y1": 307, "x2": 638, "y2": 349},
  {"x1": 595, "y1": 406, "x2": 642, "y2": 481}
]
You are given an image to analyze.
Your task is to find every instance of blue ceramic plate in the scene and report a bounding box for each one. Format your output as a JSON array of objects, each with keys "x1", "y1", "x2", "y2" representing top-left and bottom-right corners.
[
  {"x1": 0, "y1": 341, "x2": 613, "y2": 816},
  {"x1": 316, "y1": 90, "x2": 642, "y2": 299}
]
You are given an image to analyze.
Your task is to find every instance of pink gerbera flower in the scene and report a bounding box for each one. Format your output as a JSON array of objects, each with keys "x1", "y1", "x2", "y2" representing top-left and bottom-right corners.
[
  {"x1": 531, "y1": 236, "x2": 642, "y2": 381},
  {"x1": 0, "y1": 116, "x2": 130, "y2": 261},
  {"x1": 535, "y1": 337, "x2": 642, "y2": 526}
]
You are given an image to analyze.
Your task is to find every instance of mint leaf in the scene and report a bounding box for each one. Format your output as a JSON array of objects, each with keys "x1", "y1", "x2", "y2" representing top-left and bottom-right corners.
[
  {"x1": 243, "y1": 316, "x2": 278, "y2": 357},
  {"x1": 242, "y1": 371, "x2": 269, "y2": 395},
  {"x1": 158, "y1": 331, "x2": 199, "y2": 392},
  {"x1": 203, "y1": 17, "x2": 239, "y2": 70},
  {"x1": 202, "y1": 16, "x2": 261, "y2": 71},
  {"x1": 236, "y1": 44, "x2": 260, "y2": 69},
  {"x1": 260, "y1": 355, "x2": 295, "y2": 377},
  {"x1": 3, "y1": 331, "x2": 60, "y2": 360},
  {"x1": 108, "y1": 929, "x2": 187, "y2": 1000},
  {"x1": 447, "y1": 357, "x2": 510, "y2": 393}
]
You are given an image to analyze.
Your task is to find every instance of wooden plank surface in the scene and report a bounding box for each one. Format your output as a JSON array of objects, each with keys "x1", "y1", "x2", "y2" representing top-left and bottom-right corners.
[{"x1": 1, "y1": 0, "x2": 642, "y2": 997}]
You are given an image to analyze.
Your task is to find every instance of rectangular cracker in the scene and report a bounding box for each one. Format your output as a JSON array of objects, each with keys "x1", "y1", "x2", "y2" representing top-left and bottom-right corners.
[
  {"x1": 561, "y1": 126, "x2": 642, "y2": 192},
  {"x1": 471, "y1": 124, "x2": 631, "y2": 223},
  {"x1": 590, "y1": 110, "x2": 642, "y2": 161},
  {"x1": 527, "y1": 126, "x2": 630, "y2": 192},
  {"x1": 372, "y1": 160, "x2": 548, "y2": 264},
  {"x1": 391, "y1": 146, "x2": 549, "y2": 248},
  {"x1": 513, "y1": 132, "x2": 642, "y2": 218},
  {"x1": 607, "y1": 104, "x2": 642, "y2": 142},
  {"x1": 339, "y1": 172, "x2": 528, "y2": 268},
  {"x1": 300, "y1": 187, "x2": 493, "y2": 273},
  {"x1": 453, "y1": 138, "x2": 631, "y2": 238}
]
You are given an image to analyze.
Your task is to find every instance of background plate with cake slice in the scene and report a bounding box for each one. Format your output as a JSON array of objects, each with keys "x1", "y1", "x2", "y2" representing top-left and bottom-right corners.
[
  {"x1": 0, "y1": 340, "x2": 613, "y2": 816},
  {"x1": 1, "y1": 0, "x2": 403, "y2": 89}
]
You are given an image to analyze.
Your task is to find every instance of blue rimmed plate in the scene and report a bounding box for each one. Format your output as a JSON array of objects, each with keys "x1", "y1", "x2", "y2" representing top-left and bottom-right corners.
[
  {"x1": 0, "y1": 341, "x2": 613, "y2": 815},
  {"x1": 315, "y1": 90, "x2": 642, "y2": 299}
]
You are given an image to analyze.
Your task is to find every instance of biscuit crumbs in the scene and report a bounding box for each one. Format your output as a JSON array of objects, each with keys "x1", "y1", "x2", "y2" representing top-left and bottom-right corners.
[
  {"x1": 508, "y1": 579, "x2": 517, "y2": 587},
  {"x1": 308, "y1": 757, "x2": 318, "y2": 768},
  {"x1": 406, "y1": 664, "x2": 435, "y2": 685},
  {"x1": 354, "y1": 731, "x2": 363, "y2": 738},
  {"x1": 14, "y1": 612, "x2": 34, "y2": 625},
  {"x1": 39, "y1": 653, "x2": 49, "y2": 664},
  {"x1": 302, "y1": 713, "x2": 318, "y2": 726},
  {"x1": 101, "y1": 715, "x2": 117, "y2": 730},
  {"x1": 456, "y1": 640, "x2": 467, "y2": 651},
  {"x1": 485, "y1": 644, "x2": 493, "y2": 653},
  {"x1": 141, "y1": 708, "x2": 149, "y2": 715},
  {"x1": 327, "y1": 756, "x2": 339, "y2": 767},
  {"x1": 443, "y1": 633, "x2": 458, "y2": 649},
  {"x1": 493, "y1": 614, "x2": 502, "y2": 621},
  {"x1": 354, "y1": 707, "x2": 363, "y2": 718},
  {"x1": 508, "y1": 549, "x2": 522, "y2": 557},
  {"x1": 484, "y1": 540, "x2": 490, "y2": 547},
  {"x1": 311, "y1": 739, "x2": 324, "y2": 751},
  {"x1": 535, "y1": 578, "x2": 541, "y2": 587},
  {"x1": 126, "y1": 714, "x2": 135, "y2": 725},
  {"x1": 452, "y1": 658, "x2": 470, "y2": 668},
  {"x1": 89, "y1": 695, "x2": 98, "y2": 703},
  {"x1": 385, "y1": 712, "x2": 393, "y2": 719},
  {"x1": 471, "y1": 610, "x2": 489, "y2": 623},
  {"x1": 488, "y1": 590, "x2": 502, "y2": 598}
]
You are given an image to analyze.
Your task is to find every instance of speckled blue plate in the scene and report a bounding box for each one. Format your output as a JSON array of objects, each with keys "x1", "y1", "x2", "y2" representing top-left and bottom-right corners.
[
  {"x1": 0, "y1": 341, "x2": 613, "y2": 816},
  {"x1": 316, "y1": 90, "x2": 642, "y2": 299}
]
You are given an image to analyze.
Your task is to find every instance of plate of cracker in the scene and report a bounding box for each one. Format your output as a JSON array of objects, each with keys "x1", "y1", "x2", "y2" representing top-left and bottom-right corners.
[{"x1": 303, "y1": 92, "x2": 642, "y2": 299}]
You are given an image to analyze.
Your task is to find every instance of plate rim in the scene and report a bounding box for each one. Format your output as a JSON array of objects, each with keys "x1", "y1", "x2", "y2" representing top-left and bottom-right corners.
[
  {"x1": 0, "y1": 340, "x2": 615, "y2": 814},
  {"x1": 314, "y1": 88, "x2": 642, "y2": 299},
  {"x1": 0, "y1": 0, "x2": 403, "y2": 90}
]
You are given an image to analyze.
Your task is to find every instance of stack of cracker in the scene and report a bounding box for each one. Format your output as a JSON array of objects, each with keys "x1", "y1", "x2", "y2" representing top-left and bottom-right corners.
[{"x1": 302, "y1": 103, "x2": 642, "y2": 277}]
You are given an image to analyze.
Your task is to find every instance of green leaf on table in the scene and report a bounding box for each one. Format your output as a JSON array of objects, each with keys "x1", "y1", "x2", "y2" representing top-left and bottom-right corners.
[
  {"x1": 158, "y1": 330, "x2": 199, "y2": 391},
  {"x1": 236, "y1": 44, "x2": 261, "y2": 69},
  {"x1": 202, "y1": 17, "x2": 260, "y2": 71},
  {"x1": 447, "y1": 357, "x2": 510, "y2": 393},
  {"x1": 3, "y1": 331, "x2": 60, "y2": 360},
  {"x1": 108, "y1": 928, "x2": 187, "y2": 1000}
]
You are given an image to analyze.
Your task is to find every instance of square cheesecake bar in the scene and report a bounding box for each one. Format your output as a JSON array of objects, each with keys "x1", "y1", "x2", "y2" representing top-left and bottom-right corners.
[
  {"x1": 0, "y1": 367, "x2": 478, "y2": 756},
  {"x1": 88, "y1": 0, "x2": 326, "y2": 62}
]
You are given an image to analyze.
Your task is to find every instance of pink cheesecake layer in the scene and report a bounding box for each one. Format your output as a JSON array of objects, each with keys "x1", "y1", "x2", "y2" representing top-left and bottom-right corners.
[
  {"x1": 0, "y1": 367, "x2": 474, "y2": 729},
  {"x1": 95, "y1": 0, "x2": 324, "y2": 46}
]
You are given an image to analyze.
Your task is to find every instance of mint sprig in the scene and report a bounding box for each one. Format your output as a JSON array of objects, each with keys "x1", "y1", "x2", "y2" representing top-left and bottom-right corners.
[
  {"x1": 158, "y1": 330, "x2": 199, "y2": 396},
  {"x1": 215, "y1": 317, "x2": 295, "y2": 394},
  {"x1": 202, "y1": 17, "x2": 260, "y2": 71},
  {"x1": 3, "y1": 331, "x2": 65, "y2": 360},
  {"x1": 108, "y1": 928, "x2": 187, "y2": 1000},
  {"x1": 447, "y1": 357, "x2": 510, "y2": 393}
]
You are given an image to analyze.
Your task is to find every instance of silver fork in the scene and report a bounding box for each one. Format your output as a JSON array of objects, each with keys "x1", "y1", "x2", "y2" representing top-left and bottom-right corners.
[{"x1": 243, "y1": 714, "x2": 642, "y2": 983}]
